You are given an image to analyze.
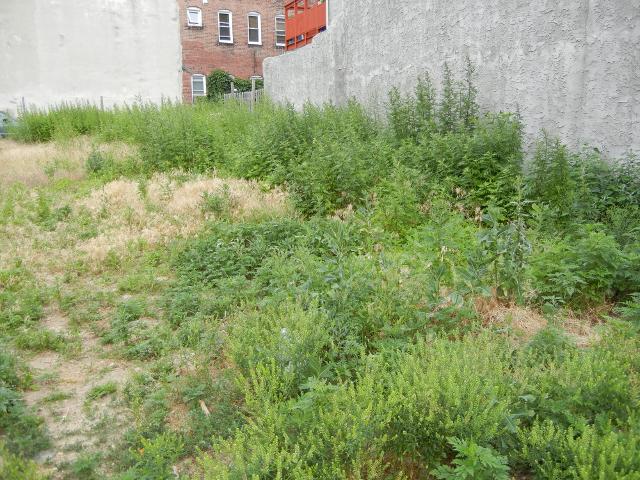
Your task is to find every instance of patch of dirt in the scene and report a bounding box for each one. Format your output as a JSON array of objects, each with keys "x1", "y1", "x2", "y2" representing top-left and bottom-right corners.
[
  {"x1": 41, "y1": 307, "x2": 69, "y2": 334},
  {"x1": 24, "y1": 311, "x2": 134, "y2": 478}
]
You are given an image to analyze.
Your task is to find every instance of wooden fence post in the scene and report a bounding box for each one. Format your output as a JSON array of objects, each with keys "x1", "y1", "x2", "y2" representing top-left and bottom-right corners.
[{"x1": 250, "y1": 78, "x2": 256, "y2": 113}]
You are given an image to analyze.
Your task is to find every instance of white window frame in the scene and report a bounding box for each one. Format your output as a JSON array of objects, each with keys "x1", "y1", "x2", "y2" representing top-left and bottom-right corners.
[
  {"x1": 275, "y1": 14, "x2": 285, "y2": 47},
  {"x1": 218, "y1": 10, "x2": 233, "y2": 44},
  {"x1": 191, "y1": 74, "x2": 207, "y2": 102},
  {"x1": 186, "y1": 7, "x2": 203, "y2": 27},
  {"x1": 247, "y1": 12, "x2": 262, "y2": 46}
]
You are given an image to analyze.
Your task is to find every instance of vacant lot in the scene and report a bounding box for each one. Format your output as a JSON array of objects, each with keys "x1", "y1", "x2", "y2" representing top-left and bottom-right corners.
[{"x1": 1, "y1": 73, "x2": 639, "y2": 480}]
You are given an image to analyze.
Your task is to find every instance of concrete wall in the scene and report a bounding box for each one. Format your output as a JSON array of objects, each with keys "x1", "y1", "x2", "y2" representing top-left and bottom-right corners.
[
  {"x1": 0, "y1": 0, "x2": 182, "y2": 115},
  {"x1": 265, "y1": 0, "x2": 640, "y2": 158}
]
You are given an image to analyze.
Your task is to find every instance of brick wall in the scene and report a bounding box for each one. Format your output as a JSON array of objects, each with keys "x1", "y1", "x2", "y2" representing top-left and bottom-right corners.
[{"x1": 179, "y1": 0, "x2": 284, "y2": 102}]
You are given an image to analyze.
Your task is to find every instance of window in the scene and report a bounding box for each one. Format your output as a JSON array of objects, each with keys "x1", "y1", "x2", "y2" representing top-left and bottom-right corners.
[
  {"x1": 275, "y1": 15, "x2": 285, "y2": 47},
  {"x1": 186, "y1": 7, "x2": 202, "y2": 27},
  {"x1": 218, "y1": 10, "x2": 233, "y2": 43},
  {"x1": 247, "y1": 12, "x2": 261, "y2": 45},
  {"x1": 191, "y1": 74, "x2": 206, "y2": 102}
]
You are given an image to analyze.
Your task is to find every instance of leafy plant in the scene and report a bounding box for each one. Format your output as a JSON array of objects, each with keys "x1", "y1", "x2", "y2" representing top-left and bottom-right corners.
[{"x1": 432, "y1": 437, "x2": 510, "y2": 480}]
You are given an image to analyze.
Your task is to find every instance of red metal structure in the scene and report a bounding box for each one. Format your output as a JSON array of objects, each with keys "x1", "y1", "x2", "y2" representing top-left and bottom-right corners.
[{"x1": 285, "y1": 0, "x2": 327, "y2": 51}]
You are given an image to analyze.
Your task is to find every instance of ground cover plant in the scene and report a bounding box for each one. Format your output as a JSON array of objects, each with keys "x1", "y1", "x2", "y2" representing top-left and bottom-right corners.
[{"x1": 1, "y1": 62, "x2": 639, "y2": 479}]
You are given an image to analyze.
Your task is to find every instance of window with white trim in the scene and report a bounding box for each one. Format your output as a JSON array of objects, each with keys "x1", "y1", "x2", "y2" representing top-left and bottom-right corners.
[
  {"x1": 218, "y1": 10, "x2": 233, "y2": 43},
  {"x1": 186, "y1": 7, "x2": 202, "y2": 27},
  {"x1": 275, "y1": 15, "x2": 285, "y2": 47},
  {"x1": 191, "y1": 74, "x2": 206, "y2": 101},
  {"x1": 247, "y1": 12, "x2": 261, "y2": 45}
]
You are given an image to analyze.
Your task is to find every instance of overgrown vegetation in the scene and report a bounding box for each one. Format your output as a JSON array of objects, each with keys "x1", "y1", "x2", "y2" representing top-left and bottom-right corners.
[
  {"x1": 206, "y1": 69, "x2": 264, "y2": 100},
  {"x1": 2, "y1": 61, "x2": 639, "y2": 479}
]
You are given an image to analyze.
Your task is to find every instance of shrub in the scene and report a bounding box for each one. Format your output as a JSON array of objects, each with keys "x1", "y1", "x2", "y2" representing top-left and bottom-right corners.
[
  {"x1": 0, "y1": 263, "x2": 46, "y2": 332},
  {"x1": 102, "y1": 299, "x2": 145, "y2": 345},
  {"x1": 67, "y1": 452, "x2": 102, "y2": 480},
  {"x1": 118, "y1": 432, "x2": 184, "y2": 480},
  {"x1": 525, "y1": 326, "x2": 576, "y2": 364},
  {"x1": 0, "y1": 350, "x2": 49, "y2": 459},
  {"x1": 387, "y1": 335, "x2": 514, "y2": 469},
  {"x1": 528, "y1": 229, "x2": 627, "y2": 306},
  {"x1": 86, "y1": 148, "x2": 113, "y2": 175},
  {"x1": 517, "y1": 420, "x2": 640, "y2": 479},
  {"x1": 616, "y1": 293, "x2": 640, "y2": 330},
  {"x1": 0, "y1": 442, "x2": 46, "y2": 480},
  {"x1": 13, "y1": 328, "x2": 67, "y2": 353},
  {"x1": 520, "y1": 346, "x2": 637, "y2": 430},
  {"x1": 199, "y1": 366, "x2": 396, "y2": 480},
  {"x1": 175, "y1": 219, "x2": 307, "y2": 286},
  {"x1": 206, "y1": 69, "x2": 232, "y2": 99},
  {"x1": 227, "y1": 302, "x2": 333, "y2": 398},
  {"x1": 432, "y1": 437, "x2": 510, "y2": 480}
]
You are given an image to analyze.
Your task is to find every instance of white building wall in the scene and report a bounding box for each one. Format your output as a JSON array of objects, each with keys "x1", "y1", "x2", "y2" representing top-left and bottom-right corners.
[
  {"x1": 0, "y1": 0, "x2": 182, "y2": 115},
  {"x1": 265, "y1": 0, "x2": 640, "y2": 158}
]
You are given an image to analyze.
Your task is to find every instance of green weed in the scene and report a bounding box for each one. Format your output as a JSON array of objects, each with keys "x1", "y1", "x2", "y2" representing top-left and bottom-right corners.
[{"x1": 86, "y1": 382, "x2": 118, "y2": 402}]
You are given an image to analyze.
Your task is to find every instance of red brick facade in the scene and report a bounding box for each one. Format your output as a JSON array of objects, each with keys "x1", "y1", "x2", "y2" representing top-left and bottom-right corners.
[{"x1": 179, "y1": 0, "x2": 285, "y2": 103}]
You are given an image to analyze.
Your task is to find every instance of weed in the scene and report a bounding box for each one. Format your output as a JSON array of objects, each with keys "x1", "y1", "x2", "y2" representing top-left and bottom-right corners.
[
  {"x1": 86, "y1": 382, "x2": 118, "y2": 402},
  {"x1": 41, "y1": 391, "x2": 73, "y2": 403},
  {"x1": 0, "y1": 442, "x2": 45, "y2": 480},
  {"x1": 432, "y1": 437, "x2": 510, "y2": 480},
  {"x1": 66, "y1": 452, "x2": 102, "y2": 480}
]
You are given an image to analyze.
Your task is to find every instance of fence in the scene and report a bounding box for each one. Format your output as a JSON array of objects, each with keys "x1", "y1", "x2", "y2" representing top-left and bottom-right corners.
[{"x1": 223, "y1": 89, "x2": 264, "y2": 109}]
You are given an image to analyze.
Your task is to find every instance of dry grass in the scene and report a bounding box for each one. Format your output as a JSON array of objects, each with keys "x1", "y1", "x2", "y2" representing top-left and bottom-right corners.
[
  {"x1": 0, "y1": 138, "x2": 134, "y2": 188},
  {"x1": 76, "y1": 174, "x2": 292, "y2": 264},
  {"x1": 0, "y1": 169, "x2": 292, "y2": 277},
  {"x1": 477, "y1": 297, "x2": 599, "y2": 346}
]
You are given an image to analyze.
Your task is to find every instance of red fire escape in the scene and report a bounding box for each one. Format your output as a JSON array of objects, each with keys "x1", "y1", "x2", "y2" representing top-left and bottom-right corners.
[{"x1": 285, "y1": 0, "x2": 327, "y2": 51}]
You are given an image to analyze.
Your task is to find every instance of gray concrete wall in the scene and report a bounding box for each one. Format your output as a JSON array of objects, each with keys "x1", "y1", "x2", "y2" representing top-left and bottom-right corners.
[
  {"x1": 265, "y1": 0, "x2": 640, "y2": 158},
  {"x1": 0, "y1": 0, "x2": 182, "y2": 115}
]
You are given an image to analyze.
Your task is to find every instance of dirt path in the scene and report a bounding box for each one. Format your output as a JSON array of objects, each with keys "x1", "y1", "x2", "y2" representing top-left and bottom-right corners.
[{"x1": 23, "y1": 310, "x2": 134, "y2": 478}]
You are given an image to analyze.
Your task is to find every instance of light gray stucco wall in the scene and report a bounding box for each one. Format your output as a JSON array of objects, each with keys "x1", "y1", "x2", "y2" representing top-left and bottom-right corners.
[
  {"x1": 265, "y1": 0, "x2": 640, "y2": 158},
  {"x1": 0, "y1": 0, "x2": 182, "y2": 115}
]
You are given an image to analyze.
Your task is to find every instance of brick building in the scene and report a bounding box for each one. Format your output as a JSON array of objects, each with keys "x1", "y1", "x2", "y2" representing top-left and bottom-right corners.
[{"x1": 178, "y1": 0, "x2": 285, "y2": 103}]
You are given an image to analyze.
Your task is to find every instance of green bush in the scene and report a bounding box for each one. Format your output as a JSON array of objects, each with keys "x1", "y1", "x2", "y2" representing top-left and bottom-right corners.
[
  {"x1": 518, "y1": 419, "x2": 640, "y2": 479},
  {"x1": 86, "y1": 148, "x2": 114, "y2": 175},
  {"x1": 520, "y1": 345, "x2": 637, "y2": 430},
  {"x1": 528, "y1": 229, "x2": 628, "y2": 306},
  {"x1": 228, "y1": 302, "x2": 333, "y2": 398},
  {"x1": 387, "y1": 335, "x2": 514, "y2": 468},
  {"x1": 0, "y1": 350, "x2": 49, "y2": 459},
  {"x1": 175, "y1": 219, "x2": 307, "y2": 286},
  {"x1": 432, "y1": 437, "x2": 510, "y2": 480},
  {"x1": 525, "y1": 326, "x2": 576, "y2": 364},
  {"x1": 616, "y1": 293, "x2": 640, "y2": 330},
  {"x1": 118, "y1": 432, "x2": 184, "y2": 480},
  {"x1": 0, "y1": 442, "x2": 46, "y2": 480}
]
